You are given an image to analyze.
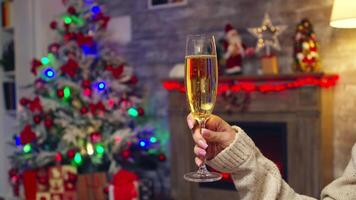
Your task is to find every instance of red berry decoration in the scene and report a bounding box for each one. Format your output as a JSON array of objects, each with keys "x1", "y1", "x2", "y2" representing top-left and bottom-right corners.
[
  {"x1": 137, "y1": 107, "x2": 145, "y2": 116},
  {"x1": 50, "y1": 21, "x2": 58, "y2": 29},
  {"x1": 20, "y1": 98, "x2": 30, "y2": 106},
  {"x1": 67, "y1": 149, "x2": 76, "y2": 159},
  {"x1": 158, "y1": 153, "x2": 166, "y2": 161},
  {"x1": 67, "y1": 6, "x2": 76, "y2": 14},
  {"x1": 90, "y1": 131, "x2": 102, "y2": 143},
  {"x1": 80, "y1": 106, "x2": 88, "y2": 114},
  {"x1": 81, "y1": 79, "x2": 91, "y2": 88},
  {"x1": 55, "y1": 152, "x2": 62, "y2": 162},
  {"x1": 44, "y1": 119, "x2": 54, "y2": 128},
  {"x1": 33, "y1": 115, "x2": 42, "y2": 124},
  {"x1": 121, "y1": 149, "x2": 131, "y2": 159},
  {"x1": 57, "y1": 89, "x2": 64, "y2": 98},
  {"x1": 48, "y1": 43, "x2": 60, "y2": 54}
]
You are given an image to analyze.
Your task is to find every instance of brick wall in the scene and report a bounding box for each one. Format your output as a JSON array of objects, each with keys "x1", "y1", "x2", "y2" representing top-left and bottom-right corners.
[{"x1": 106, "y1": 0, "x2": 356, "y2": 178}]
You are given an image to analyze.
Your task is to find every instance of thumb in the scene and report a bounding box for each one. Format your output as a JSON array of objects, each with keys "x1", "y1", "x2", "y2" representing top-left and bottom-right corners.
[{"x1": 201, "y1": 128, "x2": 224, "y2": 143}]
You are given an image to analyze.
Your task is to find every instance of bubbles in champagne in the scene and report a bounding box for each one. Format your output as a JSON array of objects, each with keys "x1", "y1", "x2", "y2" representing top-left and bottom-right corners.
[{"x1": 185, "y1": 55, "x2": 218, "y2": 121}]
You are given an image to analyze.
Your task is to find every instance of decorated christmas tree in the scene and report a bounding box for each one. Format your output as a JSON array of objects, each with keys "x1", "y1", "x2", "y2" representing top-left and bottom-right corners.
[
  {"x1": 293, "y1": 18, "x2": 321, "y2": 72},
  {"x1": 8, "y1": 0, "x2": 166, "y2": 193}
]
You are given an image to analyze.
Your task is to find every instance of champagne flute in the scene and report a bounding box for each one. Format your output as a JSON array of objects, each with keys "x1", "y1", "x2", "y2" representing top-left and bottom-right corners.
[{"x1": 184, "y1": 34, "x2": 222, "y2": 182}]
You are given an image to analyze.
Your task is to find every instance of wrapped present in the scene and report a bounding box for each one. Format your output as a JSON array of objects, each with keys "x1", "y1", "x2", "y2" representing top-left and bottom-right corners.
[
  {"x1": 261, "y1": 55, "x2": 279, "y2": 74},
  {"x1": 108, "y1": 169, "x2": 139, "y2": 200},
  {"x1": 77, "y1": 172, "x2": 107, "y2": 200},
  {"x1": 36, "y1": 192, "x2": 50, "y2": 200},
  {"x1": 23, "y1": 166, "x2": 78, "y2": 200}
]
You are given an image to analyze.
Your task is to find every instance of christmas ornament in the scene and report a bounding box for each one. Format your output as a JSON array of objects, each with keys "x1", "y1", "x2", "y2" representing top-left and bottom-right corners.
[
  {"x1": 248, "y1": 13, "x2": 287, "y2": 54},
  {"x1": 81, "y1": 79, "x2": 91, "y2": 88},
  {"x1": 57, "y1": 89, "x2": 64, "y2": 98},
  {"x1": 20, "y1": 98, "x2": 30, "y2": 106},
  {"x1": 158, "y1": 153, "x2": 166, "y2": 161},
  {"x1": 106, "y1": 64, "x2": 124, "y2": 79},
  {"x1": 60, "y1": 58, "x2": 79, "y2": 78},
  {"x1": 67, "y1": 6, "x2": 76, "y2": 14},
  {"x1": 137, "y1": 107, "x2": 145, "y2": 116},
  {"x1": 31, "y1": 59, "x2": 42, "y2": 75},
  {"x1": 44, "y1": 118, "x2": 54, "y2": 128},
  {"x1": 55, "y1": 152, "x2": 63, "y2": 162},
  {"x1": 48, "y1": 43, "x2": 60, "y2": 54},
  {"x1": 90, "y1": 131, "x2": 102, "y2": 143},
  {"x1": 33, "y1": 115, "x2": 42, "y2": 124},
  {"x1": 50, "y1": 21, "x2": 58, "y2": 29},
  {"x1": 80, "y1": 106, "x2": 89, "y2": 114},
  {"x1": 28, "y1": 97, "x2": 43, "y2": 112},
  {"x1": 293, "y1": 18, "x2": 321, "y2": 72},
  {"x1": 67, "y1": 149, "x2": 77, "y2": 159},
  {"x1": 20, "y1": 125, "x2": 37, "y2": 144}
]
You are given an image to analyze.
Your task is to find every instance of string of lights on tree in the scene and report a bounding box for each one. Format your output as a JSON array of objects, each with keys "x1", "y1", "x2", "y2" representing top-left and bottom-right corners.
[{"x1": 9, "y1": 0, "x2": 166, "y2": 195}]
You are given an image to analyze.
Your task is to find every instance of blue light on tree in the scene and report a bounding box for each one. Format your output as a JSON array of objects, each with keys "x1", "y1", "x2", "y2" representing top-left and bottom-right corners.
[
  {"x1": 139, "y1": 139, "x2": 149, "y2": 149},
  {"x1": 45, "y1": 68, "x2": 55, "y2": 78},
  {"x1": 97, "y1": 81, "x2": 106, "y2": 91},
  {"x1": 91, "y1": 5, "x2": 101, "y2": 14}
]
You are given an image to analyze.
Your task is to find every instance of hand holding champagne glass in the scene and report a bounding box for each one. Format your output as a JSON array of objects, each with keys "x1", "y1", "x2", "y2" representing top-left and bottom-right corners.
[{"x1": 184, "y1": 34, "x2": 221, "y2": 182}]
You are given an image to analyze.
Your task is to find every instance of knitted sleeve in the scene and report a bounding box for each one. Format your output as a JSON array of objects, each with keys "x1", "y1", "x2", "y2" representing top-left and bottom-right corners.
[
  {"x1": 321, "y1": 144, "x2": 356, "y2": 200},
  {"x1": 206, "y1": 126, "x2": 315, "y2": 200}
]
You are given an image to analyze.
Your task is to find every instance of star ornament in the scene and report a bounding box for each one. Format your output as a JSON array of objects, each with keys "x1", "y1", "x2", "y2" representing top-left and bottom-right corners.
[{"x1": 248, "y1": 13, "x2": 287, "y2": 54}]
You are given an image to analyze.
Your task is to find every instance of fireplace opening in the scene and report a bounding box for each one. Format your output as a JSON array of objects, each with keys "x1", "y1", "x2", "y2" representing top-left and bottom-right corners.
[{"x1": 200, "y1": 121, "x2": 288, "y2": 190}]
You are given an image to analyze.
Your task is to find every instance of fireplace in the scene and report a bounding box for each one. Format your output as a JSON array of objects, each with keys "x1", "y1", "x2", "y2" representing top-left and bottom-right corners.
[
  {"x1": 166, "y1": 74, "x2": 335, "y2": 200},
  {"x1": 200, "y1": 122, "x2": 288, "y2": 190}
]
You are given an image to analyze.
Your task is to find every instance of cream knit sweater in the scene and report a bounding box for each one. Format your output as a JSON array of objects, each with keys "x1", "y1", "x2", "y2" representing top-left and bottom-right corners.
[{"x1": 206, "y1": 126, "x2": 356, "y2": 200}]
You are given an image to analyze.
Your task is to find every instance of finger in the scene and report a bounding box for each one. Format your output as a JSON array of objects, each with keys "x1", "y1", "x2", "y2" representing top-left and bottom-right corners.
[
  {"x1": 201, "y1": 128, "x2": 224, "y2": 143},
  {"x1": 195, "y1": 157, "x2": 203, "y2": 167},
  {"x1": 186, "y1": 113, "x2": 196, "y2": 130},
  {"x1": 192, "y1": 128, "x2": 208, "y2": 148},
  {"x1": 194, "y1": 145, "x2": 206, "y2": 157}
]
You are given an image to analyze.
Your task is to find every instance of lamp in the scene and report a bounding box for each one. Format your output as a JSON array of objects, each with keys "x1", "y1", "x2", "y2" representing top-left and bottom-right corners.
[{"x1": 330, "y1": 0, "x2": 356, "y2": 28}]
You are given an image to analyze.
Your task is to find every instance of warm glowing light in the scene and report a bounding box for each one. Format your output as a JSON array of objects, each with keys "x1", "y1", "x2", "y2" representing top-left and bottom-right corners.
[
  {"x1": 87, "y1": 143, "x2": 94, "y2": 155},
  {"x1": 330, "y1": 0, "x2": 356, "y2": 28}
]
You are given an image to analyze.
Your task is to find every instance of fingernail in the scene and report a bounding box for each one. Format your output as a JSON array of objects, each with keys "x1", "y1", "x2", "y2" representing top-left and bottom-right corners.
[
  {"x1": 198, "y1": 149, "x2": 206, "y2": 156},
  {"x1": 198, "y1": 140, "x2": 208, "y2": 149},
  {"x1": 201, "y1": 129, "x2": 210, "y2": 137},
  {"x1": 188, "y1": 120, "x2": 194, "y2": 129}
]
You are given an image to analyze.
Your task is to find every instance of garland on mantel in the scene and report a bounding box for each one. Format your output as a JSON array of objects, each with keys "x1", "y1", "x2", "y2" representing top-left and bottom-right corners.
[{"x1": 162, "y1": 75, "x2": 339, "y2": 94}]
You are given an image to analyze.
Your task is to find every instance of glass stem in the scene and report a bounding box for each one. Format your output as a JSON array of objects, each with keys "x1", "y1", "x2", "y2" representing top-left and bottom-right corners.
[{"x1": 197, "y1": 119, "x2": 209, "y2": 175}]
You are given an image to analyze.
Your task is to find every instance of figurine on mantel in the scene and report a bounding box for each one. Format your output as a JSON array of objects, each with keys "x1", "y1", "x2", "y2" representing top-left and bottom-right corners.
[{"x1": 223, "y1": 24, "x2": 254, "y2": 75}]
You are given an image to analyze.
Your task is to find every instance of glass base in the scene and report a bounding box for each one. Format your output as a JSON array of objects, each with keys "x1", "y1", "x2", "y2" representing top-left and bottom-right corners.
[{"x1": 184, "y1": 171, "x2": 222, "y2": 182}]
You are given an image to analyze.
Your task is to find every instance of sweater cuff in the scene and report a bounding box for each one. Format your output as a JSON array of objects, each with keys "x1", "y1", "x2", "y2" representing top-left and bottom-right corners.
[{"x1": 206, "y1": 126, "x2": 255, "y2": 173}]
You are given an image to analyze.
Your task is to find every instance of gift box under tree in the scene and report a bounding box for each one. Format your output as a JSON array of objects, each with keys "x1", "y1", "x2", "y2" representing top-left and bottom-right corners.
[{"x1": 22, "y1": 165, "x2": 77, "y2": 200}]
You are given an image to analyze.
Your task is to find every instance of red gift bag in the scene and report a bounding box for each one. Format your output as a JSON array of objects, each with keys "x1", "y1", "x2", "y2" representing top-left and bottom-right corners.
[{"x1": 109, "y1": 169, "x2": 139, "y2": 200}]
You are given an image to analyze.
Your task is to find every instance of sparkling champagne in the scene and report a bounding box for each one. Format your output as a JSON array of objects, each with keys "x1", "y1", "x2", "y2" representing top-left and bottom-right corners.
[{"x1": 185, "y1": 55, "x2": 218, "y2": 122}]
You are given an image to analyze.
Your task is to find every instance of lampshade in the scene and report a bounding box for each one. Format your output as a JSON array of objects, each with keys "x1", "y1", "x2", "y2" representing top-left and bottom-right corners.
[{"x1": 330, "y1": 0, "x2": 356, "y2": 28}]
